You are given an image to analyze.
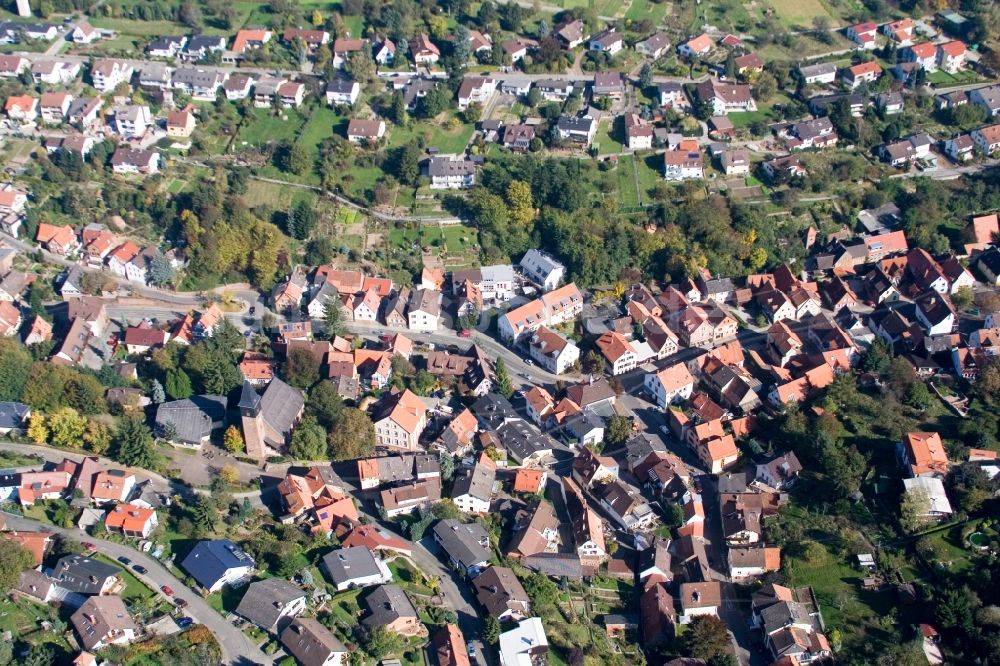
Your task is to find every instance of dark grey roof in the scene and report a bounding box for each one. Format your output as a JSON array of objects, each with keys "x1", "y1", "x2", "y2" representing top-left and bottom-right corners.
[
  {"x1": 280, "y1": 617, "x2": 347, "y2": 666},
  {"x1": 181, "y1": 539, "x2": 255, "y2": 590},
  {"x1": 451, "y1": 459, "x2": 496, "y2": 503},
  {"x1": 496, "y1": 420, "x2": 556, "y2": 464},
  {"x1": 238, "y1": 379, "x2": 261, "y2": 411},
  {"x1": 523, "y1": 552, "x2": 584, "y2": 578},
  {"x1": 235, "y1": 578, "x2": 305, "y2": 630},
  {"x1": 471, "y1": 393, "x2": 517, "y2": 429},
  {"x1": 186, "y1": 35, "x2": 226, "y2": 52},
  {"x1": 362, "y1": 584, "x2": 417, "y2": 628},
  {"x1": 0, "y1": 401, "x2": 29, "y2": 429},
  {"x1": 172, "y1": 67, "x2": 225, "y2": 86},
  {"x1": 155, "y1": 394, "x2": 227, "y2": 445},
  {"x1": 258, "y1": 377, "x2": 305, "y2": 442},
  {"x1": 147, "y1": 35, "x2": 185, "y2": 51},
  {"x1": 321, "y1": 546, "x2": 384, "y2": 587},
  {"x1": 326, "y1": 77, "x2": 358, "y2": 94},
  {"x1": 426, "y1": 157, "x2": 475, "y2": 178},
  {"x1": 50, "y1": 555, "x2": 120, "y2": 595},
  {"x1": 557, "y1": 115, "x2": 595, "y2": 133},
  {"x1": 433, "y1": 519, "x2": 491, "y2": 570}
]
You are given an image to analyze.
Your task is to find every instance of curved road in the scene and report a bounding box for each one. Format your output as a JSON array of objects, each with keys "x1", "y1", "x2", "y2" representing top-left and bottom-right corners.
[{"x1": 1, "y1": 511, "x2": 273, "y2": 666}]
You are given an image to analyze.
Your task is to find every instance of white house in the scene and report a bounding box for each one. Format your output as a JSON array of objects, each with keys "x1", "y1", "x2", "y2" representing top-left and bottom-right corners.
[
  {"x1": 426, "y1": 157, "x2": 475, "y2": 189},
  {"x1": 663, "y1": 150, "x2": 704, "y2": 181},
  {"x1": 528, "y1": 326, "x2": 579, "y2": 374},
  {"x1": 457, "y1": 76, "x2": 497, "y2": 111},
  {"x1": 321, "y1": 546, "x2": 393, "y2": 592},
  {"x1": 112, "y1": 105, "x2": 151, "y2": 139},
  {"x1": 326, "y1": 78, "x2": 360, "y2": 106},
  {"x1": 972, "y1": 124, "x2": 1000, "y2": 156},
  {"x1": 644, "y1": 363, "x2": 695, "y2": 407},
  {"x1": 520, "y1": 249, "x2": 565, "y2": 291},
  {"x1": 91, "y1": 60, "x2": 133, "y2": 93},
  {"x1": 636, "y1": 32, "x2": 670, "y2": 59}
]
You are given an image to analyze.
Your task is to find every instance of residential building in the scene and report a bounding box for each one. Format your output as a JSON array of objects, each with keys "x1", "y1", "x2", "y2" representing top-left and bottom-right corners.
[
  {"x1": 554, "y1": 20, "x2": 587, "y2": 49},
  {"x1": 528, "y1": 326, "x2": 579, "y2": 374},
  {"x1": 846, "y1": 21, "x2": 878, "y2": 48},
  {"x1": 373, "y1": 389, "x2": 427, "y2": 450},
  {"x1": 799, "y1": 62, "x2": 838, "y2": 84},
  {"x1": 451, "y1": 455, "x2": 496, "y2": 515},
  {"x1": 595, "y1": 331, "x2": 638, "y2": 375},
  {"x1": 104, "y1": 503, "x2": 158, "y2": 538},
  {"x1": 499, "y1": 283, "x2": 583, "y2": 341},
  {"x1": 410, "y1": 33, "x2": 440, "y2": 64},
  {"x1": 280, "y1": 618, "x2": 348, "y2": 666},
  {"x1": 112, "y1": 105, "x2": 151, "y2": 138},
  {"x1": 937, "y1": 40, "x2": 967, "y2": 73},
  {"x1": 181, "y1": 539, "x2": 256, "y2": 593},
  {"x1": 844, "y1": 61, "x2": 883, "y2": 89},
  {"x1": 434, "y1": 624, "x2": 471, "y2": 666},
  {"x1": 636, "y1": 32, "x2": 671, "y2": 58},
  {"x1": 332, "y1": 38, "x2": 367, "y2": 68},
  {"x1": 556, "y1": 115, "x2": 597, "y2": 145},
  {"x1": 433, "y1": 519, "x2": 491, "y2": 575},
  {"x1": 147, "y1": 35, "x2": 186, "y2": 58},
  {"x1": 589, "y1": 29, "x2": 623, "y2": 55},
  {"x1": 320, "y1": 546, "x2": 393, "y2": 591},
  {"x1": 457, "y1": 76, "x2": 497, "y2": 110},
  {"x1": 520, "y1": 249, "x2": 565, "y2": 291},
  {"x1": 347, "y1": 118, "x2": 385, "y2": 144},
  {"x1": 663, "y1": 150, "x2": 704, "y2": 180},
  {"x1": 624, "y1": 112, "x2": 653, "y2": 150},
  {"x1": 425, "y1": 157, "x2": 475, "y2": 189},
  {"x1": 407, "y1": 288, "x2": 440, "y2": 330},
  {"x1": 171, "y1": 67, "x2": 227, "y2": 100},
  {"x1": 235, "y1": 578, "x2": 306, "y2": 633},
  {"x1": 91, "y1": 60, "x2": 132, "y2": 93},
  {"x1": 678, "y1": 33, "x2": 713, "y2": 58},
  {"x1": 645, "y1": 363, "x2": 695, "y2": 407},
  {"x1": 39, "y1": 92, "x2": 72, "y2": 124},
  {"x1": 166, "y1": 108, "x2": 196, "y2": 138},
  {"x1": 361, "y1": 585, "x2": 421, "y2": 635},
  {"x1": 695, "y1": 80, "x2": 756, "y2": 114},
  {"x1": 71, "y1": 596, "x2": 136, "y2": 651},
  {"x1": 498, "y1": 618, "x2": 548, "y2": 666},
  {"x1": 110, "y1": 148, "x2": 159, "y2": 175},
  {"x1": 326, "y1": 78, "x2": 360, "y2": 106},
  {"x1": 972, "y1": 123, "x2": 1000, "y2": 155},
  {"x1": 898, "y1": 431, "x2": 950, "y2": 478},
  {"x1": 473, "y1": 566, "x2": 530, "y2": 621}
]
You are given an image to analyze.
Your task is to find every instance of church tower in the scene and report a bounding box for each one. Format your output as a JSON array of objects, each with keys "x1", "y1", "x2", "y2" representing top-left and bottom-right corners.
[{"x1": 238, "y1": 380, "x2": 266, "y2": 459}]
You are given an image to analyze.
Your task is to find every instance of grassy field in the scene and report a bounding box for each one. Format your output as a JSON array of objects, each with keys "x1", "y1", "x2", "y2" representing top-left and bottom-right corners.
[
  {"x1": 617, "y1": 155, "x2": 641, "y2": 207},
  {"x1": 242, "y1": 178, "x2": 300, "y2": 209},
  {"x1": 927, "y1": 69, "x2": 985, "y2": 86},
  {"x1": 594, "y1": 118, "x2": 624, "y2": 155},
  {"x1": 786, "y1": 542, "x2": 896, "y2": 640},
  {"x1": 625, "y1": 0, "x2": 670, "y2": 24},
  {"x1": 388, "y1": 119, "x2": 475, "y2": 155},
  {"x1": 0, "y1": 596, "x2": 74, "y2": 656},
  {"x1": 768, "y1": 0, "x2": 836, "y2": 29},
  {"x1": 298, "y1": 106, "x2": 349, "y2": 158},
  {"x1": 237, "y1": 108, "x2": 306, "y2": 147}
]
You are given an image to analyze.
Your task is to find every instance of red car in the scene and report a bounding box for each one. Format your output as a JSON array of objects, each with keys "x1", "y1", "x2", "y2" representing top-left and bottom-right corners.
[
  {"x1": 82, "y1": 542, "x2": 96, "y2": 551},
  {"x1": 458, "y1": 329, "x2": 472, "y2": 338},
  {"x1": 161, "y1": 585, "x2": 174, "y2": 596}
]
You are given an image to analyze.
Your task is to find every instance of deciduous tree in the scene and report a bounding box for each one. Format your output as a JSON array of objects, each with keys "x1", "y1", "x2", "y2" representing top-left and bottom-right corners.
[
  {"x1": 327, "y1": 408, "x2": 375, "y2": 460},
  {"x1": 0, "y1": 539, "x2": 34, "y2": 591},
  {"x1": 223, "y1": 425, "x2": 244, "y2": 453},
  {"x1": 684, "y1": 615, "x2": 732, "y2": 661}
]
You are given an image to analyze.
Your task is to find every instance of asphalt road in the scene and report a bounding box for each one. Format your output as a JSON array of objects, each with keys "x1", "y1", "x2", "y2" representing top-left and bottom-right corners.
[{"x1": 1, "y1": 512, "x2": 273, "y2": 666}]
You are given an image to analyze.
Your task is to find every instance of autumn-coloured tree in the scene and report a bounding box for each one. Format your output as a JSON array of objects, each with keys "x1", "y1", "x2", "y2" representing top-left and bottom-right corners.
[{"x1": 223, "y1": 426, "x2": 244, "y2": 454}]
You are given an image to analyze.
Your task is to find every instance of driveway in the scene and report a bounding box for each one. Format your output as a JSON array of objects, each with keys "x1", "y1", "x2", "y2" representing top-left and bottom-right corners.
[{"x1": 1, "y1": 512, "x2": 273, "y2": 665}]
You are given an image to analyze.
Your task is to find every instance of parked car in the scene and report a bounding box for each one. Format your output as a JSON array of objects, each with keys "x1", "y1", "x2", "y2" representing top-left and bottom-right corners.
[
  {"x1": 161, "y1": 585, "x2": 174, "y2": 596},
  {"x1": 459, "y1": 329, "x2": 472, "y2": 337},
  {"x1": 132, "y1": 565, "x2": 148, "y2": 574},
  {"x1": 117, "y1": 556, "x2": 131, "y2": 565},
  {"x1": 176, "y1": 617, "x2": 193, "y2": 629},
  {"x1": 174, "y1": 597, "x2": 188, "y2": 609},
  {"x1": 82, "y1": 542, "x2": 96, "y2": 551}
]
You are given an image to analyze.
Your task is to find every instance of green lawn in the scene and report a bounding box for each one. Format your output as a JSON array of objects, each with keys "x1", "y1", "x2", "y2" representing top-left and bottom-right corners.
[
  {"x1": 594, "y1": 118, "x2": 624, "y2": 156},
  {"x1": 617, "y1": 155, "x2": 641, "y2": 207},
  {"x1": 206, "y1": 583, "x2": 248, "y2": 615},
  {"x1": 242, "y1": 178, "x2": 299, "y2": 209},
  {"x1": 237, "y1": 108, "x2": 306, "y2": 148},
  {"x1": 389, "y1": 119, "x2": 475, "y2": 155},
  {"x1": 299, "y1": 106, "x2": 349, "y2": 158},
  {"x1": 388, "y1": 558, "x2": 434, "y2": 595},
  {"x1": 927, "y1": 69, "x2": 984, "y2": 86},
  {"x1": 786, "y1": 543, "x2": 896, "y2": 638},
  {"x1": 625, "y1": 0, "x2": 669, "y2": 24},
  {"x1": 89, "y1": 17, "x2": 189, "y2": 37}
]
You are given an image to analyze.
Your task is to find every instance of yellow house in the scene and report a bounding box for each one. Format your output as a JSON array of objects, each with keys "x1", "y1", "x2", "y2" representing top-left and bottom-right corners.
[{"x1": 166, "y1": 108, "x2": 196, "y2": 138}]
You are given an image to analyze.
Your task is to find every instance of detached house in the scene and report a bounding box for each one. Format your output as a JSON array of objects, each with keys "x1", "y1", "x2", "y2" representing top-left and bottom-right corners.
[
  {"x1": 374, "y1": 389, "x2": 427, "y2": 451},
  {"x1": 104, "y1": 503, "x2": 158, "y2": 538},
  {"x1": 347, "y1": 118, "x2": 386, "y2": 144},
  {"x1": 844, "y1": 61, "x2": 882, "y2": 89},
  {"x1": 72, "y1": 596, "x2": 137, "y2": 652},
  {"x1": 595, "y1": 331, "x2": 638, "y2": 375},
  {"x1": 410, "y1": 33, "x2": 440, "y2": 64},
  {"x1": 678, "y1": 33, "x2": 713, "y2": 58},
  {"x1": 528, "y1": 326, "x2": 579, "y2": 374},
  {"x1": 39, "y1": 92, "x2": 72, "y2": 124},
  {"x1": 91, "y1": 60, "x2": 133, "y2": 93},
  {"x1": 636, "y1": 32, "x2": 671, "y2": 59},
  {"x1": 326, "y1": 78, "x2": 360, "y2": 107},
  {"x1": 589, "y1": 29, "x2": 623, "y2": 55},
  {"x1": 457, "y1": 76, "x2": 497, "y2": 111},
  {"x1": 937, "y1": 40, "x2": 967, "y2": 74},
  {"x1": 846, "y1": 21, "x2": 878, "y2": 49},
  {"x1": 972, "y1": 123, "x2": 1000, "y2": 156},
  {"x1": 426, "y1": 157, "x2": 475, "y2": 189},
  {"x1": 110, "y1": 148, "x2": 159, "y2": 175}
]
